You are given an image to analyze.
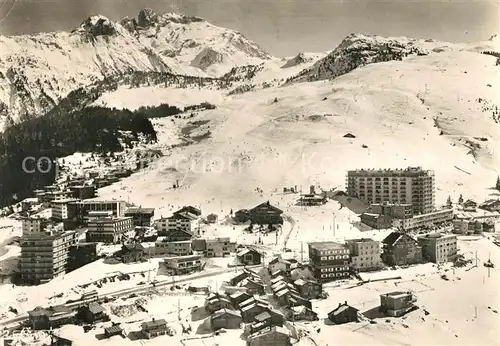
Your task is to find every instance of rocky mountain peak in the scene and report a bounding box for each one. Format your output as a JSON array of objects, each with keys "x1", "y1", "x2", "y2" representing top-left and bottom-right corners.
[
  {"x1": 137, "y1": 8, "x2": 159, "y2": 28},
  {"x1": 286, "y1": 33, "x2": 431, "y2": 83},
  {"x1": 78, "y1": 15, "x2": 118, "y2": 36}
]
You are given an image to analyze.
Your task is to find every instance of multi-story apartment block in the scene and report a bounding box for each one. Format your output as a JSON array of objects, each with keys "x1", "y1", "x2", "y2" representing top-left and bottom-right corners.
[
  {"x1": 308, "y1": 242, "x2": 350, "y2": 282},
  {"x1": 163, "y1": 254, "x2": 203, "y2": 275},
  {"x1": 19, "y1": 230, "x2": 77, "y2": 284},
  {"x1": 86, "y1": 217, "x2": 134, "y2": 244},
  {"x1": 205, "y1": 237, "x2": 235, "y2": 257},
  {"x1": 392, "y1": 208, "x2": 453, "y2": 231},
  {"x1": 42, "y1": 190, "x2": 74, "y2": 204},
  {"x1": 51, "y1": 199, "x2": 79, "y2": 221},
  {"x1": 369, "y1": 203, "x2": 413, "y2": 219},
  {"x1": 21, "y1": 217, "x2": 49, "y2": 235},
  {"x1": 156, "y1": 213, "x2": 198, "y2": 235},
  {"x1": 67, "y1": 200, "x2": 126, "y2": 223},
  {"x1": 417, "y1": 232, "x2": 458, "y2": 263},
  {"x1": 346, "y1": 167, "x2": 435, "y2": 215},
  {"x1": 69, "y1": 185, "x2": 97, "y2": 200},
  {"x1": 124, "y1": 207, "x2": 155, "y2": 227},
  {"x1": 345, "y1": 238, "x2": 382, "y2": 272},
  {"x1": 155, "y1": 240, "x2": 193, "y2": 256}
]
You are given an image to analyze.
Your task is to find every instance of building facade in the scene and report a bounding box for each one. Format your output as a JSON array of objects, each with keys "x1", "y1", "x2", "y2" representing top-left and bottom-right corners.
[
  {"x1": 86, "y1": 217, "x2": 134, "y2": 244},
  {"x1": 345, "y1": 238, "x2": 382, "y2": 272},
  {"x1": 346, "y1": 167, "x2": 435, "y2": 215},
  {"x1": 308, "y1": 242, "x2": 350, "y2": 282},
  {"x1": 155, "y1": 240, "x2": 193, "y2": 256},
  {"x1": 155, "y1": 213, "x2": 197, "y2": 234},
  {"x1": 381, "y1": 232, "x2": 422, "y2": 266},
  {"x1": 249, "y1": 201, "x2": 284, "y2": 225},
  {"x1": 69, "y1": 185, "x2": 96, "y2": 200},
  {"x1": 21, "y1": 217, "x2": 48, "y2": 235},
  {"x1": 19, "y1": 231, "x2": 77, "y2": 284},
  {"x1": 205, "y1": 237, "x2": 235, "y2": 257},
  {"x1": 124, "y1": 207, "x2": 155, "y2": 227},
  {"x1": 380, "y1": 291, "x2": 417, "y2": 317},
  {"x1": 67, "y1": 200, "x2": 126, "y2": 223},
  {"x1": 51, "y1": 199, "x2": 79, "y2": 221},
  {"x1": 163, "y1": 255, "x2": 203, "y2": 275},
  {"x1": 369, "y1": 203, "x2": 413, "y2": 219},
  {"x1": 417, "y1": 232, "x2": 458, "y2": 263},
  {"x1": 392, "y1": 208, "x2": 454, "y2": 231}
]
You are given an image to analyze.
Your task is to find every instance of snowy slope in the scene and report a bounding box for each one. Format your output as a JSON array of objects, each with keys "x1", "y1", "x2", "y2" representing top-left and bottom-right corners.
[
  {"x1": 95, "y1": 49, "x2": 499, "y2": 214},
  {"x1": 288, "y1": 33, "x2": 500, "y2": 84},
  {"x1": 0, "y1": 9, "x2": 272, "y2": 129}
]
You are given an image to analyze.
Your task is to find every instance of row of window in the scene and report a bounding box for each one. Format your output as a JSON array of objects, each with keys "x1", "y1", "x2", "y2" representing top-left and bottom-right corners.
[
  {"x1": 319, "y1": 250, "x2": 349, "y2": 256},
  {"x1": 320, "y1": 266, "x2": 349, "y2": 272},
  {"x1": 320, "y1": 255, "x2": 349, "y2": 260},
  {"x1": 320, "y1": 272, "x2": 349, "y2": 278}
]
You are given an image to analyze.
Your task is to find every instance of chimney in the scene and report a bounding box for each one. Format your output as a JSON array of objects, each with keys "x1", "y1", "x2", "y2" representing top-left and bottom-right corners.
[
  {"x1": 345, "y1": 301, "x2": 347, "y2": 305},
  {"x1": 267, "y1": 201, "x2": 270, "y2": 206},
  {"x1": 338, "y1": 303, "x2": 341, "y2": 307},
  {"x1": 310, "y1": 185, "x2": 315, "y2": 194}
]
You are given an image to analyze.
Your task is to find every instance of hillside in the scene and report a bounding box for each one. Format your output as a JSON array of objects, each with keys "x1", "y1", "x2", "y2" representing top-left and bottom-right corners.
[
  {"x1": 287, "y1": 33, "x2": 500, "y2": 83},
  {"x1": 0, "y1": 8, "x2": 272, "y2": 128},
  {"x1": 93, "y1": 49, "x2": 500, "y2": 216}
]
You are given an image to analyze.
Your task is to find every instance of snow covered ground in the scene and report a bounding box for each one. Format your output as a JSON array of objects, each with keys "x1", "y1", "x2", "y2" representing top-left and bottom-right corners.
[{"x1": 1, "y1": 34, "x2": 500, "y2": 345}]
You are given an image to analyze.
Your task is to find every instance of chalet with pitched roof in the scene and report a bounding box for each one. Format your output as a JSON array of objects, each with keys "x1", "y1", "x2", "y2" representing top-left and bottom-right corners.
[
  {"x1": 28, "y1": 305, "x2": 77, "y2": 330},
  {"x1": 141, "y1": 318, "x2": 168, "y2": 339},
  {"x1": 247, "y1": 326, "x2": 291, "y2": 346},
  {"x1": 230, "y1": 291, "x2": 253, "y2": 307},
  {"x1": 174, "y1": 206, "x2": 201, "y2": 217},
  {"x1": 249, "y1": 201, "x2": 284, "y2": 225},
  {"x1": 236, "y1": 248, "x2": 262, "y2": 265},
  {"x1": 289, "y1": 306, "x2": 319, "y2": 322},
  {"x1": 268, "y1": 256, "x2": 292, "y2": 274},
  {"x1": 79, "y1": 302, "x2": 108, "y2": 323},
  {"x1": 120, "y1": 243, "x2": 146, "y2": 263},
  {"x1": 229, "y1": 271, "x2": 252, "y2": 287},
  {"x1": 381, "y1": 232, "x2": 423, "y2": 266},
  {"x1": 205, "y1": 294, "x2": 234, "y2": 314},
  {"x1": 328, "y1": 302, "x2": 359, "y2": 324},
  {"x1": 462, "y1": 200, "x2": 478, "y2": 212},
  {"x1": 240, "y1": 278, "x2": 265, "y2": 295},
  {"x1": 241, "y1": 303, "x2": 269, "y2": 323},
  {"x1": 479, "y1": 199, "x2": 500, "y2": 212},
  {"x1": 210, "y1": 308, "x2": 242, "y2": 331},
  {"x1": 293, "y1": 279, "x2": 322, "y2": 300}
]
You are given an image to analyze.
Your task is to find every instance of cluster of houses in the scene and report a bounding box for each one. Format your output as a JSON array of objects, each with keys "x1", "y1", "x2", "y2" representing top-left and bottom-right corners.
[
  {"x1": 452, "y1": 199, "x2": 500, "y2": 235},
  {"x1": 26, "y1": 299, "x2": 174, "y2": 341}
]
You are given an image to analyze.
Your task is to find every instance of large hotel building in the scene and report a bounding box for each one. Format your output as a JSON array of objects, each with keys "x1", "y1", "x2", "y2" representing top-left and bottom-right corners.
[{"x1": 346, "y1": 167, "x2": 435, "y2": 215}]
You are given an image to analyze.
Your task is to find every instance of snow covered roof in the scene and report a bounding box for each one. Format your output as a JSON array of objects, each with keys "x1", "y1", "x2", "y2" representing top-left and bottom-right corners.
[{"x1": 212, "y1": 308, "x2": 241, "y2": 319}]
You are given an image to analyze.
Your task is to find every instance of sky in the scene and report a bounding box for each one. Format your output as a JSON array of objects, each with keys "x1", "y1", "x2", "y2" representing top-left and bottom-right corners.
[{"x1": 0, "y1": 0, "x2": 498, "y2": 57}]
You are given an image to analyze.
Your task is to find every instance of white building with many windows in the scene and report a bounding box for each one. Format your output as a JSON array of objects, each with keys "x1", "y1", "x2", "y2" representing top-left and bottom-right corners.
[
  {"x1": 345, "y1": 238, "x2": 382, "y2": 272},
  {"x1": 346, "y1": 166, "x2": 435, "y2": 215}
]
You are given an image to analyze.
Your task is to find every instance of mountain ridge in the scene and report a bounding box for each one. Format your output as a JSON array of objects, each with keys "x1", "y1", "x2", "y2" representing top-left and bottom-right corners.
[{"x1": 0, "y1": 8, "x2": 272, "y2": 128}]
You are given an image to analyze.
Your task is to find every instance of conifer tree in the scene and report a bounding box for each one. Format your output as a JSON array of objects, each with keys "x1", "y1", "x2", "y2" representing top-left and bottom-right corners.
[{"x1": 496, "y1": 176, "x2": 500, "y2": 191}]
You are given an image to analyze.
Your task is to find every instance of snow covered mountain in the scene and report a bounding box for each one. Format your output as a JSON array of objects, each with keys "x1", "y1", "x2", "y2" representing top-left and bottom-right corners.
[
  {"x1": 287, "y1": 33, "x2": 500, "y2": 83},
  {"x1": 0, "y1": 8, "x2": 272, "y2": 128},
  {"x1": 94, "y1": 46, "x2": 500, "y2": 208}
]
